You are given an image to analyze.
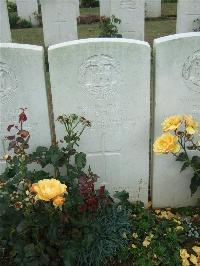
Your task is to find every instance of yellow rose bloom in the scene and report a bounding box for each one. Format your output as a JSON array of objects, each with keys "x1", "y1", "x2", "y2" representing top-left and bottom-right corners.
[
  {"x1": 190, "y1": 254, "x2": 198, "y2": 265},
  {"x1": 131, "y1": 244, "x2": 137, "y2": 249},
  {"x1": 162, "y1": 115, "x2": 182, "y2": 132},
  {"x1": 176, "y1": 226, "x2": 184, "y2": 231},
  {"x1": 182, "y1": 259, "x2": 190, "y2": 266},
  {"x1": 180, "y1": 249, "x2": 190, "y2": 260},
  {"x1": 31, "y1": 178, "x2": 67, "y2": 201},
  {"x1": 53, "y1": 196, "x2": 65, "y2": 207},
  {"x1": 153, "y1": 133, "x2": 180, "y2": 154},
  {"x1": 184, "y1": 115, "x2": 198, "y2": 134},
  {"x1": 192, "y1": 246, "x2": 200, "y2": 255}
]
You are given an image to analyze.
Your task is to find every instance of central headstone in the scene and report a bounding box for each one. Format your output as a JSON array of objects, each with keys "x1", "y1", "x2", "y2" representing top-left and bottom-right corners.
[
  {"x1": 177, "y1": 0, "x2": 200, "y2": 33},
  {"x1": 40, "y1": 0, "x2": 78, "y2": 47},
  {"x1": 48, "y1": 39, "x2": 150, "y2": 204},
  {"x1": 110, "y1": 0, "x2": 145, "y2": 40},
  {"x1": 16, "y1": 0, "x2": 39, "y2": 26}
]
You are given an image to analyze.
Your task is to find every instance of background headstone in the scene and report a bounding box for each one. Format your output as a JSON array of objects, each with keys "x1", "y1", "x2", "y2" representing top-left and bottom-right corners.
[
  {"x1": 176, "y1": 0, "x2": 200, "y2": 33},
  {"x1": 16, "y1": 0, "x2": 39, "y2": 26},
  {"x1": 0, "y1": 0, "x2": 12, "y2": 43},
  {"x1": 0, "y1": 43, "x2": 51, "y2": 174},
  {"x1": 110, "y1": 0, "x2": 145, "y2": 40},
  {"x1": 48, "y1": 38, "x2": 150, "y2": 204},
  {"x1": 153, "y1": 32, "x2": 200, "y2": 207},
  {"x1": 100, "y1": 0, "x2": 110, "y2": 17},
  {"x1": 76, "y1": 0, "x2": 80, "y2": 18},
  {"x1": 145, "y1": 0, "x2": 161, "y2": 18},
  {"x1": 40, "y1": 0, "x2": 78, "y2": 47}
]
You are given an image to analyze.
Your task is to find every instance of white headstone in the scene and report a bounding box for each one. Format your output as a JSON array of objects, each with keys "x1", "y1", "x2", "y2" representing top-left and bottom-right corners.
[
  {"x1": 76, "y1": 0, "x2": 80, "y2": 18},
  {"x1": 145, "y1": 0, "x2": 161, "y2": 18},
  {"x1": 48, "y1": 38, "x2": 150, "y2": 204},
  {"x1": 0, "y1": 43, "x2": 51, "y2": 174},
  {"x1": 0, "y1": 0, "x2": 11, "y2": 43},
  {"x1": 177, "y1": 0, "x2": 200, "y2": 33},
  {"x1": 16, "y1": 0, "x2": 39, "y2": 26},
  {"x1": 40, "y1": 0, "x2": 78, "y2": 47},
  {"x1": 153, "y1": 33, "x2": 200, "y2": 208},
  {"x1": 110, "y1": 0, "x2": 145, "y2": 40},
  {"x1": 100, "y1": 0, "x2": 110, "y2": 17}
]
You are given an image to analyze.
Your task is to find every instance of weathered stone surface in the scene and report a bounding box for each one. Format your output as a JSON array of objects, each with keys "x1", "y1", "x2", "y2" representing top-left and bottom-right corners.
[
  {"x1": 145, "y1": 0, "x2": 161, "y2": 18},
  {"x1": 0, "y1": 0, "x2": 11, "y2": 43},
  {"x1": 110, "y1": 0, "x2": 145, "y2": 40},
  {"x1": 177, "y1": 0, "x2": 200, "y2": 33},
  {"x1": 153, "y1": 32, "x2": 200, "y2": 207},
  {"x1": 41, "y1": 0, "x2": 78, "y2": 47},
  {"x1": 16, "y1": 0, "x2": 39, "y2": 26},
  {"x1": 0, "y1": 43, "x2": 51, "y2": 173},
  {"x1": 100, "y1": 0, "x2": 110, "y2": 17},
  {"x1": 48, "y1": 38, "x2": 150, "y2": 204}
]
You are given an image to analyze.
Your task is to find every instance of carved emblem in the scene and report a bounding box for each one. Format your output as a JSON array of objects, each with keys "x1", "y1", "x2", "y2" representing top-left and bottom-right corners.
[
  {"x1": 0, "y1": 62, "x2": 17, "y2": 104},
  {"x1": 120, "y1": 0, "x2": 136, "y2": 9},
  {"x1": 182, "y1": 50, "x2": 200, "y2": 92},
  {"x1": 79, "y1": 55, "x2": 121, "y2": 101}
]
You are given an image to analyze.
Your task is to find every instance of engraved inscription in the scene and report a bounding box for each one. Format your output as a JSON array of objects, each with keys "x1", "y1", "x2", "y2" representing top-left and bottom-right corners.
[
  {"x1": 78, "y1": 103, "x2": 135, "y2": 129},
  {"x1": 79, "y1": 55, "x2": 121, "y2": 101},
  {"x1": 120, "y1": 0, "x2": 136, "y2": 9},
  {"x1": 182, "y1": 50, "x2": 200, "y2": 92},
  {"x1": 0, "y1": 62, "x2": 17, "y2": 104}
]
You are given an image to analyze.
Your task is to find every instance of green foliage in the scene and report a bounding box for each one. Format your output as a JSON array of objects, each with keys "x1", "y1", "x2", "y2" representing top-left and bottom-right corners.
[
  {"x1": 7, "y1": 1, "x2": 17, "y2": 13},
  {"x1": 0, "y1": 110, "x2": 132, "y2": 266},
  {"x1": 9, "y1": 12, "x2": 32, "y2": 29},
  {"x1": 99, "y1": 15, "x2": 122, "y2": 38},
  {"x1": 81, "y1": 0, "x2": 99, "y2": 8}
]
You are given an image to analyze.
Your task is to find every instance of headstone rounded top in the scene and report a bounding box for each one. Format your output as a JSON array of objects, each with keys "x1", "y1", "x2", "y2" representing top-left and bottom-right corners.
[
  {"x1": 48, "y1": 38, "x2": 150, "y2": 51},
  {"x1": 0, "y1": 43, "x2": 43, "y2": 51},
  {"x1": 154, "y1": 32, "x2": 200, "y2": 46}
]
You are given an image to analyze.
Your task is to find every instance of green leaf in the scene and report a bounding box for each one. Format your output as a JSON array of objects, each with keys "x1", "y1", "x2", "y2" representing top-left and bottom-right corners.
[
  {"x1": 190, "y1": 173, "x2": 200, "y2": 196},
  {"x1": 24, "y1": 243, "x2": 36, "y2": 258},
  {"x1": 180, "y1": 162, "x2": 190, "y2": 172},
  {"x1": 114, "y1": 190, "x2": 129, "y2": 202},
  {"x1": 191, "y1": 156, "x2": 200, "y2": 169},
  {"x1": 75, "y1": 152, "x2": 86, "y2": 170},
  {"x1": 176, "y1": 152, "x2": 187, "y2": 162}
]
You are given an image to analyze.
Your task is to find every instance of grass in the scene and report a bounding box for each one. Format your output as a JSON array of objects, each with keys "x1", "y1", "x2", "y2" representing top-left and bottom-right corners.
[{"x1": 11, "y1": 19, "x2": 176, "y2": 47}]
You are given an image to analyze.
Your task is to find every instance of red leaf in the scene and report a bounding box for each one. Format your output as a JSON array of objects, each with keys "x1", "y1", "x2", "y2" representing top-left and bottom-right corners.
[
  {"x1": 7, "y1": 124, "x2": 14, "y2": 132},
  {"x1": 6, "y1": 135, "x2": 15, "y2": 140}
]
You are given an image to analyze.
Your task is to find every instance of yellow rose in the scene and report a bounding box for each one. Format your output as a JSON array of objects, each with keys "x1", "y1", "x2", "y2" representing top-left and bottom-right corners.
[
  {"x1": 131, "y1": 244, "x2": 137, "y2": 249},
  {"x1": 53, "y1": 196, "x2": 65, "y2": 207},
  {"x1": 190, "y1": 254, "x2": 198, "y2": 265},
  {"x1": 180, "y1": 249, "x2": 190, "y2": 260},
  {"x1": 153, "y1": 133, "x2": 180, "y2": 154},
  {"x1": 192, "y1": 246, "x2": 200, "y2": 255},
  {"x1": 182, "y1": 259, "x2": 190, "y2": 266},
  {"x1": 184, "y1": 115, "x2": 198, "y2": 134},
  {"x1": 31, "y1": 178, "x2": 67, "y2": 201},
  {"x1": 162, "y1": 115, "x2": 182, "y2": 132},
  {"x1": 176, "y1": 226, "x2": 184, "y2": 231}
]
